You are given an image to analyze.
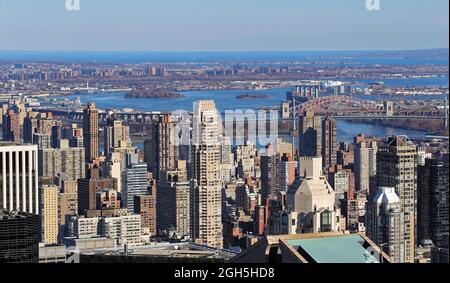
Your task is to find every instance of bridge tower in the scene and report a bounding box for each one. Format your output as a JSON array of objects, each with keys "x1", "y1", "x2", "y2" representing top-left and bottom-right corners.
[
  {"x1": 445, "y1": 98, "x2": 449, "y2": 128},
  {"x1": 384, "y1": 101, "x2": 394, "y2": 117}
]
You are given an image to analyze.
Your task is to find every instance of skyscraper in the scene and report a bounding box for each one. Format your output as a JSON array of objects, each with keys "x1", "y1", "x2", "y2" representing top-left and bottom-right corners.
[
  {"x1": 322, "y1": 116, "x2": 337, "y2": 169},
  {"x1": 58, "y1": 180, "x2": 78, "y2": 241},
  {"x1": 368, "y1": 140, "x2": 379, "y2": 196},
  {"x1": 38, "y1": 147, "x2": 61, "y2": 179},
  {"x1": 0, "y1": 143, "x2": 39, "y2": 214},
  {"x1": 83, "y1": 103, "x2": 99, "y2": 162},
  {"x1": 298, "y1": 111, "x2": 321, "y2": 158},
  {"x1": 2, "y1": 108, "x2": 25, "y2": 143},
  {"x1": 157, "y1": 162, "x2": 191, "y2": 239},
  {"x1": 354, "y1": 135, "x2": 369, "y2": 193},
  {"x1": 279, "y1": 153, "x2": 296, "y2": 193},
  {"x1": 59, "y1": 140, "x2": 86, "y2": 181},
  {"x1": 0, "y1": 210, "x2": 40, "y2": 263},
  {"x1": 287, "y1": 157, "x2": 338, "y2": 234},
  {"x1": 104, "y1": 118, "x2": 130, "y2": 158},
  {"x1": 77, "y1": 165, "x2": 118, "y2": 214},
  {"x1": 377, "y1": 136, "x2": 417, "y2": 263},
  {"x1": 417, "y1": 154, "x2": 449, "y2": 247},
  {"x1": 122, "y1": 163, "x2": 149, "y2": 213},
  {"x1": 367, "y1": 187, "x2": 405, "y2": 263},
  {"x1": 191, "y1": 101, "x2": 223, "y2": 249},
  {"x1": 40, "y1": 185, "x2": 59, "y2": 244},
  {"x1": 105, "y1": 152, "x2": 122, "y2": 192},
  {"x1": 38, "y1": 140, "x2": 85, "y2": 181},
  {"x1": 327, "y1": 165, "x2": 354, "y2": 205},
  {"x1": 134, "y1": 185, "x2": 157, "y2": 237},
  {"x1": 144, "y1": 114, "x2": 177, "y2": 180},
  {"x1": 260, "y1": 144, "x2": 280, "y2": 204},
  {"x1": 33, "y1": 133, "x2": 52, "y2": 149}
]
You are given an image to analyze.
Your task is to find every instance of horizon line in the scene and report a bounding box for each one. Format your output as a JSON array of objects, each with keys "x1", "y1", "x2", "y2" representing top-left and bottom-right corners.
[{"x1": 0, "y1": 48, "x2": 449, "y2": 53}]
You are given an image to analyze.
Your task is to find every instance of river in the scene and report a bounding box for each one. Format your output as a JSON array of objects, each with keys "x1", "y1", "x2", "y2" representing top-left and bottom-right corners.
[{"x1": 60, "y1": 84, "x2": 444, "y2": 142}]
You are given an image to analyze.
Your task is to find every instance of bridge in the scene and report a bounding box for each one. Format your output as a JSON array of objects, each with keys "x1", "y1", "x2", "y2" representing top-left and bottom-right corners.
[
  {"x1": 290, "y1": 95, "x2": 449, "y2": 126},
  {"x1": 34, "y1": 108, "x2": 167, "y2": 125},
  {"x1": 36, "y1": 95, "x2": 448, "y2": 127}
]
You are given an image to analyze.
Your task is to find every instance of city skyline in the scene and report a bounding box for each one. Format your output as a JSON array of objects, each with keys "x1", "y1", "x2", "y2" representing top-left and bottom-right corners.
[{"x1": 0, "y1": 0, "x2": 448, "y2": 269}]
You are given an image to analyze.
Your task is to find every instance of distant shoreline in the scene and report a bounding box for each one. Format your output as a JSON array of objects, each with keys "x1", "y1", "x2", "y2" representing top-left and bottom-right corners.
[
  {"x1": 236, "y1": 94, "x2": 273, "y2": 100},
  {"x1": 125, "y1": 89, "x2": 185, "y2": 99}
]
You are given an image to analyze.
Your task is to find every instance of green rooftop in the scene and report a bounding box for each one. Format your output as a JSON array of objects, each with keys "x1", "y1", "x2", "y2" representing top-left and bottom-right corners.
[{"x1": 287, "y1": 235, "x2": 380, "y2": 263}]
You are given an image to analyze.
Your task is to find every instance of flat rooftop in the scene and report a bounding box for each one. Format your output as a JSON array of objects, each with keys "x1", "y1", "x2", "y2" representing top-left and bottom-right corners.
[
  {"x1": 232, "y1": 232, "x2": 390, "y2": 263},
  {"x1": 287, "y1": 234, "x2": 380, "y2": 263},
  {"x1": 76, "y1": 242, "x2": 238, "y2": 260}
]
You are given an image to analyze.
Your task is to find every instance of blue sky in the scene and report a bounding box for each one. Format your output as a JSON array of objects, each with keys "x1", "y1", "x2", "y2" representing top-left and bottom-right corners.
[{"x1": 0, "y1": 0, "x2": 448, "y2": 51}]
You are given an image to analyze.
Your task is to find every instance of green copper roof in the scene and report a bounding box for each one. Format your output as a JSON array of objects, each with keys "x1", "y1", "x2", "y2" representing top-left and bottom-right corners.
[{"x1": 287, "y1": 235, "x2": 380, "y2": 263}]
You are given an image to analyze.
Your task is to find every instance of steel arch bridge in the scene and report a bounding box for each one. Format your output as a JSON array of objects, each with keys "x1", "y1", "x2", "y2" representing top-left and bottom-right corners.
[{"x1": 294, "y1": 95, "x2": 386, "y2": 116}]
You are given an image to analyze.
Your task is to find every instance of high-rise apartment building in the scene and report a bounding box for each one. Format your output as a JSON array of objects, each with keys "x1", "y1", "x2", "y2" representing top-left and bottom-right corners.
[
  {"x1": 354, "y1": 135, "x2": 369, "y2": 193},
  {"x1": 368, "y1": 140, "x2": 379, "y2": 196},
  {"x1": 58, "y1": 180, "x2": 77, "y2": 240},
  {"x1": 134, "y1": 186, "x2": 157, "y2": 237},
  {"x1": 234, "y1": 142, "x2": 258, "y2": 179},
  {"x1": 23, "y1": 112, "x2": 57, "y2": 145},
  {"x1": 122, "y1": 163, "x2": 149, "y2": 213},
  {"x1": 38, "y1": 147, "x2": 61, "y2": 179},
  {"x1": 77, "y1": 165, "x2": 117, "y2": 214},
  {"x1": 105, "y1": 152, "x2": 122, "y2": 192},
  {"x1": 367, "y1": 187, "x2": 405, "y2": 263},
  {"x1": 83, "y1": 103, "x2": 99, "y2": 162},
  {"x1": 59, "y1": 140, "x2": 85, "y2": 181},
  {"x1": 144, "y1": 114, "x2": 177, "y2": 180},
  {"x1": 279, "y1": 153, "x2": 296, "y2": 193},
  {"x1": 298, "y1": 111, "x2": 322, "y2": 158},
  {"x1": 322, "y1": 116, "x2": 337, "y2": 169},
  {"x1": 67, "y1": 124, "x2": 84, "y2": 148},
  {"x1": 104, "y1": 118, "x2": 130, "y2": 158},
  {"x1": 69, "y1": 214, "x2": 142, "y2": 247},
  {"x1": 33, "y1": 133, "x2": 52, "y2": 149},
  {"x1": 102, "y1": 214, "x2": 142, "y2": 246},
  {"x1": 0, "y1": 143, "x2": 39, "y2": 214},
  {"x1": 40, "y1": 185, "x2": 59, "y2": 244},
  {"x1": 418, "y1": 154, "x2": 449, "y2": 247},
  {"x1": 38, "y1": 140, "x2": 85, "y2": 181},
  {"x1": 2, "y1": 107, "x2": 26, "y2": 143},
  {"x1": 260, "y1": 144, "x2": 280, "y2": 204},
  {"x1": 157, "y1": 162, "x2": 191, "y2": 239},
  {"x1": 191, "y1": 101, "x2": 223, "y2": 249},
  {"x1": 377, "y1": 136, "x2": 417, "y2": 263},
  {"x1": 327, "y1": 165, "x2": 354, "y2": 204}
]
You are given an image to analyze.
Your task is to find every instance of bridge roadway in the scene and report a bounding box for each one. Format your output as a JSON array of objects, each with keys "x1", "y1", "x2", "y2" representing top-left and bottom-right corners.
[
  {"x1": 37, "y1": 107, "x2": 447, "y2": 125},
  {"x1": 328, "y1": 115, "x2": 447, "y2": 121}
]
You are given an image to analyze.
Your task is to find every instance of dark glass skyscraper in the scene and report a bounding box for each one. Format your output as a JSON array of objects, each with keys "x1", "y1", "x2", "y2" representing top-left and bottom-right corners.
[
  {"x1": 298, "y1": 111, "x2": 321, "y2": 158},
  {"x1": 418, "y1": 154, "x2": 449, "y2": 247},
  {"x1": 0, "y1": 210, "x2": 40, "y2": 263}
]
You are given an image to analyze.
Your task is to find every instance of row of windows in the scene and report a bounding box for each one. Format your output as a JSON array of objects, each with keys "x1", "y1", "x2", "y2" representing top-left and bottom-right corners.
[{"x1": 0, "y1": 151, "x2": 37, "y2": 172}]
